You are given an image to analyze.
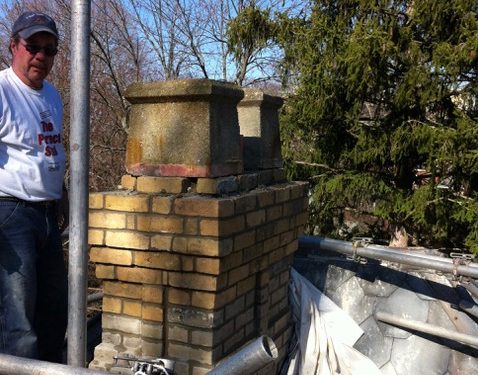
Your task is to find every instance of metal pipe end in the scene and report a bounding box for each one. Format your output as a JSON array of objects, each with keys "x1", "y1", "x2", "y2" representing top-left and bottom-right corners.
[{"x1": 262, "y1": 336, "x2": 278, "y2": 359}]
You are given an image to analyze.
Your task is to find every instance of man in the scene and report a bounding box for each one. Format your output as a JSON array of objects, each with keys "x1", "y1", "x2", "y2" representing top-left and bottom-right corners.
[{"x1": 0, "y1": 11, "x2": 68, "y2": 363}]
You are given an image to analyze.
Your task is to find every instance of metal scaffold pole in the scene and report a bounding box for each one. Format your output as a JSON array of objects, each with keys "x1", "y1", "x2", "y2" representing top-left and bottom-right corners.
[
  {"x1": 0, "y1": 354, "x2": 109, "y2": 375},
  {"x1": 68, "y1": 0, "x2": 91, "y2": 367},
  {"x1": 299, "y1": 236, "x2": 478, "y2": 279}
]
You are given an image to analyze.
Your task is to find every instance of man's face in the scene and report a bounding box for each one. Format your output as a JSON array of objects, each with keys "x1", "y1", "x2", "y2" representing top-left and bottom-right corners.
[{"x1": 10, "y1": 32, "x2": 57, "y2": 89}]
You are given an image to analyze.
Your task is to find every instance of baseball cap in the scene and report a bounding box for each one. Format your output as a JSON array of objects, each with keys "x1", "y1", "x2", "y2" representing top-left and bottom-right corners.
[{"x1": 11, "y1": 11, "x2": 58, "y2": 40}]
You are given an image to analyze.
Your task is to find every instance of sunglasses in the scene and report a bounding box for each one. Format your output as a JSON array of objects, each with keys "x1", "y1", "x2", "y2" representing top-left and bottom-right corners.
[{"x1": 20, "y1": 42, "x2": 58, "y2": 57}]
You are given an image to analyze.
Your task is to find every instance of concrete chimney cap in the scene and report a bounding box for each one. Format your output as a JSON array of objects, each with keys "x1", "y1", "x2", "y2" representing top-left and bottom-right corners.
[
  {"x1": 125, "y1": 79, "x2": 244, "y2": 104},
  {"x1": 239, "y1": 88, "x2": 284, "y2": 108}
]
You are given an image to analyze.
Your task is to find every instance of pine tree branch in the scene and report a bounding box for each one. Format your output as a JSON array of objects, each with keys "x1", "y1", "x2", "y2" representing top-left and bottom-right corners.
[
  {"x1": 310, "y1": 173, "x2": 334, "y2": 179},
  {"x1": 404, "y1": 194, "x2": 476, "y2": 221},
  {"x1": 294, "y1": 161, "x2": 338, "y2": 171},
  {"x1": 359, "y1": 120, "x2": 380, "y2": 128}
]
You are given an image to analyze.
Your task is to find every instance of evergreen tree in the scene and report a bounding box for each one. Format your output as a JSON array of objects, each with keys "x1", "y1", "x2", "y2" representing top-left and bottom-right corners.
[
  {"x1": 227, "y1": 4, "x2": 275, "y2": 85},
  {"x1": 278, "y1": 0, "x2": 478, "y2": 251}
]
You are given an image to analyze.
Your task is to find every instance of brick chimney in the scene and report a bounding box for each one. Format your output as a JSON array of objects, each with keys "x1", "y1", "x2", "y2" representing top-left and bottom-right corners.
[{"x1": 88, "y1": 80, "x2": 308, "y2": 375}]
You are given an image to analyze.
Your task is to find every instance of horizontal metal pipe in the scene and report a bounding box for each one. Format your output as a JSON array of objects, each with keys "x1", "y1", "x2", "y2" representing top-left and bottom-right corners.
[
  {"x1": 0, "y1": 354, "x2": 110, "y2": 375},
  {"x1": 87, "y1": 292, "x2": 103, "y2": 304},
  {"x1": 299, "y1": 236, "x2": 478, "y2": 279},
  {"x1": 463, "y1": 282, "x2": 478, "y2": 300},
  {"x1": 207, "y1": 336, "x2": 278, "y2": 375},
  {"x1": 301, "y1": 236, "x2": 478, "y2": 267},
  {"x1": 376, "y1": 311, "x2": 478, "y2": 348},
  {"x1": 459, "y1": 300, "x2": 478, "y2": 319}
]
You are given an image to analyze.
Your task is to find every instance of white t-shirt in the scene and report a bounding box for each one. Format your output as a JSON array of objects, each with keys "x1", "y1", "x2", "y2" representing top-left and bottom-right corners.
[{"x1": 0, "y1": 67, "x2": 65, "y2": 201}]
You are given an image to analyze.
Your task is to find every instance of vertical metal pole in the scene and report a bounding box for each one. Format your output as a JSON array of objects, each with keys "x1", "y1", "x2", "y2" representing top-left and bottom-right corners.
[{"x1": 68, "y1": 0, "x2": 91, "y2": 367}]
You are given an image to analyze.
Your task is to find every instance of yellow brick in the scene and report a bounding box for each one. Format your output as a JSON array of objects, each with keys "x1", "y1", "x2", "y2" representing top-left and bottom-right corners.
[
  {"x1": 199, "y1": 215, "x2": 245, "y2": 237},
  {"x1": 259, "y1": 271, "x2": 270, "y2": 287},
  {"x1": 142, "y1": 304, "x2": 163, "y2": 322},
  {"x1": 282, "y1": 201, "x2": 294, "y2": 216},
  {"x1": 90, "y1": 247, "x2": 133, "y2": 266},
  {"x1": 126, "y1": 214, "x2": 136, "y2": 229},
  {"x1": 199, "y1": 220, "x2": 219, "y2": 236},
  {"x1": 280, "y1": 270, "x2": 290, "y2": 286},
  {"x1": 269, "y1": 247, "x2": 285, "y2": 264},
  {"x1": 191, "y1": 291, "x2": 216, "y2": 309},
  {"x1": 271, "y1": 285, "x2": 288, "y2": 306},
  {"x1": 256, "y1": 222, "x2": 275, "y2": 242},
  {"x1": 151, "y1": 235, "x2": 173, "y2": 251},
  {"x1": 266, "y1": 205, "x2": 282, "y2": 221},
  {"x1": 134, "y1": 251, "x2": 181, "y2": 270},
  {"x1": 228, "y1": 264, "x2": 250, "y2": 285},
  {"x1": 249, "y1": 256, "x2": 262, "y2": 274},
  {"x1": 191, "y1": 286, "x2": 236, "y2": 309},
  {"x1": 105, "y1": 193, "x2": 149, "y2": 212},
  {"x1": 142, "y1": 285, "x2": 164, "y2": 304},
  {"x1": 89, "y1": 211, "x2": 126, "y2": 229},
  {"x1": 223, "y1": 252, "x2": 243, "y2": 271},
  {"x1": 116, "y1": 267, "x2": 162, "y2": 284},
  {"x1": 89, "y1": 193, "x2": 105, "y2": 209},
  {"x1": 256, "y1": 190, "x2": 274, "y2": 207},
  {"x1": 273, "y1": 311, "x2": 291, "y2": 335},
  {"x1": 151, "y1": 196, "x2": 174, "y2": 214},
  {"x1": 274, "y1": 218, "x2": 290, "y2": 235},
  {"x1": 136, "y1": 215, "x2": 184, "y2": 234},
  {"x1": 181, "y1": 256, "x2": 194, "y2": 272},
  {"x1": 246, "y1": 209, "x2": 266, "y2": 228},
  {"x1": 88, "y1": 229, "x2": 104, "y2": 245},
  {"x1": 264, "y1": 235, "x2": 280, "y2": 253},
  {"x1": 233, "y1": 194, "x2": 257, "y2": 214},
  {"x1": 234, "y1": 230, "x2": 256, "y2": 251},
  {"x1": 285, "y1": 239, "x2": 298, "y2": 255},
  {"x1": 237, "y1": 275, "x2": 256, "y2": 296},
  {"x1": 104, "y1": 281, "x2": 142, "y2": 298},
  {"x1": 105, "y1": 230, "x2": 150, "y2": 249},
  {"x1": 275, "y1": 185, "x2": 291, "y2": 203},
  {"x1": 217, "y1": 287, "x2": 238, "y2": 308},
  {"x1": 290, "y1": 182, "x2": 307, "y2": 199},
  {"x1": 168, "y1": 343, "x2": 216, "y2": 365},
  {"x1": 243, "y1": 243, "x2": 263, "y2": 263},
  {"x1": 223, "y1": 328, "x2": 245, "y2": 353},
  {"x1": 196, "y1": 176, "x2": 240, "y2": 195},
  {"x1": 95, "y1": 264, "x2": 116, "y2": 279},
  {"x1": 169, "y1": 325, "x2": 189, "y2": 343},
  {"x1": 121, "y1": 174, "x2": 137, "y2": 190},
  {"x1": 123, "y1": 300, "x2": 142, "y2": 317},
  {"x1": 142, "y1": 340, "x2": 164, "y2": 357},
  {"x1": 172, "y1": 237, "x2": 233, "y2": 257},
  {"x1": 168, "y1": 288, "x2": 191, "y2": 305},
  {"x1": 190, "y1": 329, "x2": 215, "y2": 347},
  {"x1": 103, "y1": 296, "x2": 122, "y2": 313},
  {"x1": 169, "y1": 272, "x2": 225, "y2": 291},
  {"x1": 258, "y1": 254, "x2": 270, "y2": 271},
  {"x1": 184, "y1": 218, "x2": 198, "y2": 235},
  {"x1": 195, "y1": 257, "x2": 221, "y2": 275},
  {"x1": 174, "y1": 197, "x2": 234, "y2": 217},
  {"x1": 137, "y1": 176, "x2": 191, "y2": 194},
  {"x1": 196, "y1": 178, "x2": 220, "y2": 194}
]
